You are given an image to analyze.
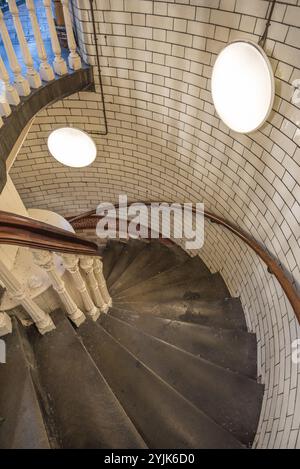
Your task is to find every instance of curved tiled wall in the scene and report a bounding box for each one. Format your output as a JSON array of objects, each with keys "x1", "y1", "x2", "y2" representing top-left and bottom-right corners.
[{"x1": 10, "y1": 0, "x2": 300, "y2": 448}]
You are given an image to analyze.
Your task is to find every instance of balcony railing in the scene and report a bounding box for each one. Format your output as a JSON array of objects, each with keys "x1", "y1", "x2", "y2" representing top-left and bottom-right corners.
[{"x1": 0, "y1": 0, "x2": 81, "y2": 127}]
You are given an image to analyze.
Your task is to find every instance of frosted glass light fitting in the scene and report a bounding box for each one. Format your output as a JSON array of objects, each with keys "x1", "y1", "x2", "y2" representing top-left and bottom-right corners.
[
  {"x1": 211, "y1": 40, "x2": 275, "y2": 134},
  {"x1": 47, "y1": 127, "x2": 97, "y2": 168}
]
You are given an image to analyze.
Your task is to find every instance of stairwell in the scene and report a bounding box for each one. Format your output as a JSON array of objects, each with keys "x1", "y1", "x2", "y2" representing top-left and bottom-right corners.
[{"x1": 0, "y1": 238, "x2": 263, "y2": 449}]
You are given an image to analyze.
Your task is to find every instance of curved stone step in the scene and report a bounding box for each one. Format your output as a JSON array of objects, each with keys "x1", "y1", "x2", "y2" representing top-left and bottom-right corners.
[
  {"x1": 115, "y1": 273, "x2": 230, "y2": 303},
  {"x1": 109, "y1": 241, "x2": 186, "y2": 294},
  {"x1": 109, "y1": 307, "x2": 257, "y2": 379},
  {"x1": 77, "y1": 319, "x2": 244, "y2": 449},
  {"x1": 102, "y1": 241, "x2": 126, "y2": 280},
  {"x1": 107, "y1": 239, "x2": 146, "y2": 288},
  {"x1": 114, "y1": 256, "x2": 212, "y2": 299},
  {"x1": 163, "y1": 242, "x2": 194, "y2": 265},
  {"x1": 113, "y1": 298, "x2": 247, "y2": 330},
  {"x1": 27, "y1": 311, "x2": 146, "y2": 449},
  {"x1": 0, "y1": 318, "x2": 50, "y2": 449},
  {"x1": 100, "y1": 313, "x2": 263, "y2": 446}
]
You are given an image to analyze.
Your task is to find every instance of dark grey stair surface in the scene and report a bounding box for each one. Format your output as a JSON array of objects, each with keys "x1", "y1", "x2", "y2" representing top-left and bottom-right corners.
[
  {"x1": 0, "y1": 238, "x2": 263, "y2": 449},
  {"x1": 116, "y1": 273, "x2": 230, "y2": 303},
  {"x1": 114, "y1": 255, "x2": 215, "y2": 300},
  {"x1": 77, "y1": 319, "x2": 244, "y2": 449},
  {"x1": 114, "y1": 298, "x2": 247, "y2": 331},
  {"x1": 107, "y1": 239, "x2": 146, "y2": 288},
  {"x1": 102, "y1": 240, "x2": 126, "y2": 280},
  {"x1": 110, "y1": 241, "x2": 184, "y2": 294},
  {"x1": 26, "y1": 311, "x2": 146, "y2": 449},
  {"x1": 99, "y1": 313, "x2": 263, "y2": 445},
  {"x1": 109, "y1": 307, "x2": 257, "y2": 378},
  {"x1": 0, "y1": 318, "x2": 50, "y2": 449}
]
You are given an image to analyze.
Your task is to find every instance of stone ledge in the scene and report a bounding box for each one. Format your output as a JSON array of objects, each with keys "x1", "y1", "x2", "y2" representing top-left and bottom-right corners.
[{"x1": 0, "y1": 65, "x2": 95, "y2": 193}]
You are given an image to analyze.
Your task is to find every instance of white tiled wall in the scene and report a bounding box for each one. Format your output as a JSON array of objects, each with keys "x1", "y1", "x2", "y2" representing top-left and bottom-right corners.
[{"x1": 9, "y1": 0, "x2": 300, "y2": 448}]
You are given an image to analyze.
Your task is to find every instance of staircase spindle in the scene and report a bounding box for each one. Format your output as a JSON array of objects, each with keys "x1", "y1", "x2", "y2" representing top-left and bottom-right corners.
[
  {"x1": 43, "y1": 0, "x2": 68, "y2": 76},
  {"x1": 25, "y1": 0, "x2": 55, "y2": 81},
  {"x1": 62, "y1": 253, "x2": 100, "y2": 321},
  {"x1": 0, "y1": 54, "x2": 20, "y2": 113},
  {"x1": 0, "y1": 259, "x2": 55, "y2": 335},
  {"x1": 8, "y1": 0, "x2": 42, "y2": 88},
  {"x1": 0, "y1": 56, "x2": 12, "y2": 116},
  {"x1": 0, "y1": 9, "x2": 30, "y2": 96},
  {"x1": 93, "y1": 258, "x2": 112, "y2": 307},
  {"x1": 80, "y1": 257, "x2": 109, "y2": 313},
  {"x1": 60, "y1": 0, "x2": 81, "y2": 70},
  {"x1": 33, "y1": 250, "x2": 86, "y2": 327}
]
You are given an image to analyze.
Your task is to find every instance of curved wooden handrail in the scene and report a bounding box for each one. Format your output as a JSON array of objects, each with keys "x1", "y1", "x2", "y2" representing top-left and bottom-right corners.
[
  {"x1": 68, "y1": 203, "x2": 300, "y2": 324},
  {"x1": 0, "y1": 211, "x2": 100, "y2": 256}
]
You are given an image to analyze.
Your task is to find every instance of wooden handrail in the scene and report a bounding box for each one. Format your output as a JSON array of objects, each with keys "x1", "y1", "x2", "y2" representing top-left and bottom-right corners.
[
  {"x1": 0, "y1": 210, "x2": 100, "y2": 256},
  {"x1": 68, "y1": 203, "x2": 300, "y2": 324}
]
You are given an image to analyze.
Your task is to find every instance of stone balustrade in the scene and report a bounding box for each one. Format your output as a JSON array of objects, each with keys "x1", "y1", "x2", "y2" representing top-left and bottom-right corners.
[{"x1": 0, "y1": 0, "x2": 81, "y2": 124}]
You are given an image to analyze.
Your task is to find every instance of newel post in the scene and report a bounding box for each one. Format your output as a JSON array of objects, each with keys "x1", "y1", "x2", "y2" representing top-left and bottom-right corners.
[
  {"x1": 62, "y1": 253, "x2": 100, "y2": 321},
  {"x1": 0, "y1": 259, "x2": 55, "y2": 335},
  {"x1": 33, "y1": 250, "x2": 86, "y2": 327}
]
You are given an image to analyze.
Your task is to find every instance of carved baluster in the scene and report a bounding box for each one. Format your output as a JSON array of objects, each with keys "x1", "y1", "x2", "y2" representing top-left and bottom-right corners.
[
  {"x1": 0, "y1": 312, "x2": 12, "y2": 337},
  {"x1": 61, "y1": 0, "x2": 81, "y2": 70},
  {"x1": 93, "y1": 258, "x2": 112, "y2": 307},
  {"x1": 25, "y1": 0, "x2": 55, "y2": 81},
  {"x1": 0, "y1": 9, "x2": 30, "y2": 96},
  {"x1": 0, "y1": 259, "x2": 55, "y2": 335},
  {"x1": 8, "y1": 0, "x2": 42, "y2": 88},
  {"x1": 80, "y1": 257, "x2": 109, "y2": 313},
  {"x1": 62, "y1": 254, "x2": 100, "y2": 321},
  {"x1": 43, "y1": 0, "x2": 67, "y2": 76},
  {"x1": 0, "y1": 54, "x2": 20, "y2": 113},
  {"x1": 33, "y1": 250, "x2": 85, "y2": 327},
  {"x1": 0, "y1": 56, "x2": 12, "y2": 116}
]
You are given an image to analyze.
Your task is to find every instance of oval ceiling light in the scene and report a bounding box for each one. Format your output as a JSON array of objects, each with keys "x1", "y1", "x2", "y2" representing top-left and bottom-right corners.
[
  {"x1": 211, "y1": 41, "x2": 275, "y2": 134},
  {"x1": 47, "y1": 127, "x2": 97, "y2": 168}
]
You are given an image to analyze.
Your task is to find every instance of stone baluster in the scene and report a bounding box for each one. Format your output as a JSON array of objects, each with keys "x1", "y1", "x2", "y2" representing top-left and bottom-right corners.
[
  {"x1": 8, "y1": 0, "x2": 42, "y2": 88},
  {"x1": 0, "y1": 58, "x2": 12, "y2": 117},
  {"x1": 80, "y1": 257, "x2": 109, "y2": 313},
  {"x1": 0, "y1": 9, "x2": 30, "y2": 96},
  {"x1": 0, "y1": 312, "x2": 12, "y2": 337},
  {"x1": 0, "y1": 54, "x2": 20, "y2": 114},
  {"x1": 62, "y1": 253, "x2": 100, "y2": 321},
  {"x1": 0, "y1": 259, "x2": 55, "y2": 335},
  {"x1": 25, "y1": 0, "x2": 55, "y2": 81},
  {"x1": 33, "y1": 250, "x2": 86, "y2": 327},
  {"x1": 43, "y1": 0, "x2": 68, "y2": 76},
  {"x1": 93, "y1": 258, "x2": 112, "y2": 307},
  {"x1": 61, "y1": 0, "x2": 81, "y2": 70},
  {"x1": 0, "y1": 116, "x2": 3, "y2": 128}
]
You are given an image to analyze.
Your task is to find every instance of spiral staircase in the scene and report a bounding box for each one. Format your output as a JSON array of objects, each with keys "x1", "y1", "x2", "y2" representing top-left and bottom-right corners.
[{"x1": 0, "y1": 237, "x2": 264, "y2": 449}]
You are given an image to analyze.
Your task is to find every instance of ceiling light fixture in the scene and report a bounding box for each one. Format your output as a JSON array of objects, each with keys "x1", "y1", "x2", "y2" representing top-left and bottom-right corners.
[
  {"x1": 47, "y1": 127, "x2": 97, "y2": 168},
  {"x1": 211, "y1": 40, "x2": 275, "y2": 134}
]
